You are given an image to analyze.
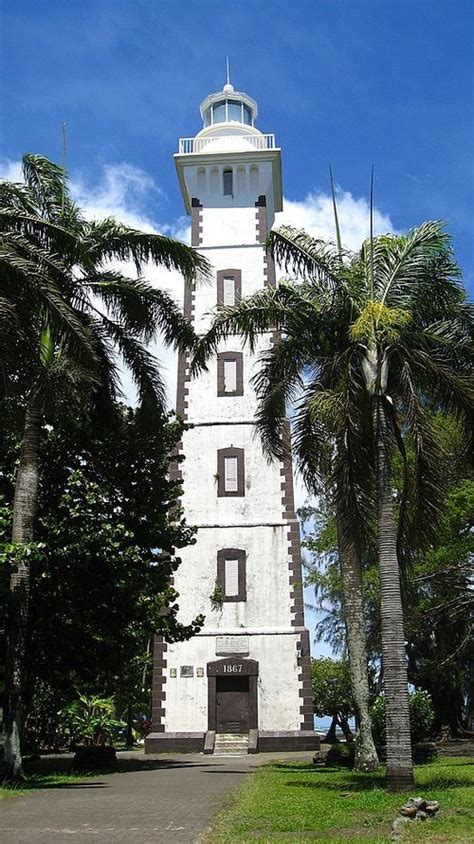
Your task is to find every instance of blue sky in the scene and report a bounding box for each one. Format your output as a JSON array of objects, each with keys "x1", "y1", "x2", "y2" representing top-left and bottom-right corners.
[
  {"x1": 1, "y1": 0, "x2": 473, "y2": 287},
  {"x1": 1, "y1": 0, "x2": 473, "y2": 658}
]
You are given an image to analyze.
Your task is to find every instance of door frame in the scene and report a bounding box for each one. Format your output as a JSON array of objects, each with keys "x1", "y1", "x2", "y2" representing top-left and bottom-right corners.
[{"x1": 207, "y1": 658, "x2": 258, "y2": 732}]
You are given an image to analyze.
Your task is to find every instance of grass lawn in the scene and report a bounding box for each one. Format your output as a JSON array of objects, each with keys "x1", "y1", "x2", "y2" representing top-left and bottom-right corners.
[
  {"x1": 0, "y1": 761, "x2": 96, "y2": 800},
  {"x1": 0, "y1": 751, "x2": 141, "y2": 800},
  {"x1": 206, "y1": 757, "x2": 474, "y2": 843}
]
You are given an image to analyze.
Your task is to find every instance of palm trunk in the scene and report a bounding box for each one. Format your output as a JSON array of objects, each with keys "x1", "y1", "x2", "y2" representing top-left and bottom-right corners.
[
  {"x1": 373, "y1": 396, "x2": 414, "y2": 791},
  {"x1": 1, "y1": 393, "x2": 43, "y2": 780},
  {"x1": 337, "y1": 520, "x2": 379, "y2": 771}
]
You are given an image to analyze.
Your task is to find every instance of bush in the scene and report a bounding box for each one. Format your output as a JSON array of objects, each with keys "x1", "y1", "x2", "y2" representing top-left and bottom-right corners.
[
  {"x1": 325, "y1": 742, "x2": 355, "y2": 769},
  {"x1": 370, "y1": 689, "x2": 435, "y2": 745},
  {"x1": 60, "y1": 692, "x2": 125, "y2": 748}
]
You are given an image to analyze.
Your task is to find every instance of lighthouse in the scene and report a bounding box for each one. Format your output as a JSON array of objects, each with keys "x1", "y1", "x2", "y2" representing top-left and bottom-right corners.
[{"x1": 146, "y1": 77, "x2": 318, "y2": 754}]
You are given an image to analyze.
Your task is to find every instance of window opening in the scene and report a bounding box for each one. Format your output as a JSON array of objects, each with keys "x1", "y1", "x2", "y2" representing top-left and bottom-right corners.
[
  {"x1": 223, "y1": 359, "x2": 237, "y2": 393},
  {"x1": 213, "y1": 102, "x2": 226, "y2": 122},
  {"x1": 217, "y1": 548, "x2": 246, "y2": 601},
  {"x1": 223, "y1": 169, "x2": 233, "y2": 196},
  {"x1": 223, "y1": 276, "x2": 235, "y2": 306},
  {"x1": 227, "y1": 100, "x2": 242, "y2": 122},
  {"x1": 218, "y1": 447, "x2": 244, "y2": 497}
]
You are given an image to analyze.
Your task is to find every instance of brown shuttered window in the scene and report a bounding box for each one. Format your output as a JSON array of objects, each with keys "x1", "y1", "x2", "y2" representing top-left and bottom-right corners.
[
  {"x1": 217, "y1": 447, "x2": 245, "y2": 497},
  {"x1": 216, "y1": 269, "x2": 242, "y2": 307},
  {"x1": 217, "y1": 352, "x2": 243, "y2": 397},
  {"x1": 217, "y1": 548, "x2": 246, "y2": 602}
]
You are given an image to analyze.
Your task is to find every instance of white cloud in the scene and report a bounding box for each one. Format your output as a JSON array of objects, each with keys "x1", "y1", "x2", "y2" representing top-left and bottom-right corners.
[
  {"x1": 276, "y1": 188, "x2": 394, "y2": 253},
  {"x1": 0, "y1": 159, "x2": 24, "y2": 183}
]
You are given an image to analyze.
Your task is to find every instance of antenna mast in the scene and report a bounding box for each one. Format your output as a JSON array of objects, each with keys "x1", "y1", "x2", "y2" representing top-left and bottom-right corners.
[{"x1": 226, "y1": 56, "x2": 231, "y2": 86}]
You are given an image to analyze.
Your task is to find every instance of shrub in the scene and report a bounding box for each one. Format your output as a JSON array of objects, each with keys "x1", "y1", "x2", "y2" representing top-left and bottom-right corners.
[
  {"x1": 370, "y1": 689, "x2": 435, "y2": 745},
  {"x1": 325, "y1": 742, "x2": 355, "y2": 768},
  {"x1": 60, "y1": 692, "x2": 125, "y2": 747}
]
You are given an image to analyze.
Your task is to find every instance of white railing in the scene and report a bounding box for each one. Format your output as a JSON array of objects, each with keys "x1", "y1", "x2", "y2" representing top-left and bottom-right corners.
[{"x1": 178, "y1": 134, "x2": 276, "y2": 154}]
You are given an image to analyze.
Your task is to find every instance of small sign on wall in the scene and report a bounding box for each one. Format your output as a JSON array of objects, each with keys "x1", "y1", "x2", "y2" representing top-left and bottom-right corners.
[
  {"x1": 216, "y1": 636, "x2": 249, "y2": 656},
  {"x1": 180, "y1": 665, "x2": 194, "y2": 677}
]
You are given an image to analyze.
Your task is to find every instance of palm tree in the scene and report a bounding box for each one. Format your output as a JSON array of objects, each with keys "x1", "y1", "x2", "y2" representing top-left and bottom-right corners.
[
  {"x1": 0, "y1": 154, "x2": 209, "y2": 778},
  {"x1": 192, "y1": 221, "x2": 472, "y2": 790}
]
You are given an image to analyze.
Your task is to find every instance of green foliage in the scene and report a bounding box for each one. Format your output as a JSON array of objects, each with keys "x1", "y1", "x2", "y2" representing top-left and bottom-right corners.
[
  {"x1": 60, "y1": 693, "x2": 124, "y2": 747},
  {"x1": 0, "y1": 403, "x2": 203, "y2": 748},
  {"x1": 404, "y1": 465, "x2": 474, "y2": 736},
  {"x1": 311, "y1": 657, "x2": 353, "y2": 722},
  {"x1": 325, "y1": 742, "x2": 355, "y2": 768},
  {"x1": 303, "y1": 416, "x2": 473, "y2": 738},
  {"x1": 370, "y1": 690, "x2": 435, "y2": 746},
  {"x1": 302, "y1": 504, "x2": 380, "y2": 659},
  {"x1": 350, "y1": 300, "x2": 412, "y2": 344},
  {"x1": 210, "y1": 581, "x2": 225, "y2": 612}
]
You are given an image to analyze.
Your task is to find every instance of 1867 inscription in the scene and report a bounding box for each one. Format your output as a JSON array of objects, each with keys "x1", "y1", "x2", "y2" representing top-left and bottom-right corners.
[
  {"x1": 223, "y1": 663, "x2": 242, "y2": 673},
  {"x1": 207, "y1": 658, "x2": 258, "y2": 677}
]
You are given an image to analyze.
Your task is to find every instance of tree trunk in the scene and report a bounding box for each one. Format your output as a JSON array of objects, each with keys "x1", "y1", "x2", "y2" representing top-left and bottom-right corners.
[
  {"x1": 324, "y1": 715, "x2": 339, "y2": 744},
  {"x1": 337, "y1": 521, "x2": 379, "y2": 771},
  {"x1": 337, "y1": 714, "x2": 354, "y2": 743},
  {"x1": 373, "y1": 397, "x2": 414, "y2": 791},
  {"x1": 126, "y1": 701, "x2": 134, "y2": 747},
  {"x1": 1, "y1": 393, "x2": 43, "y2": 780}
]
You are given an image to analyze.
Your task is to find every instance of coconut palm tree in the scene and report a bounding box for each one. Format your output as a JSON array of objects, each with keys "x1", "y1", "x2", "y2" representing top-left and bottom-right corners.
[
  {"x1": 192, "y1": 221, "x2": 472, "y2": 790},
  {"x1": 0, "y1": 154, "x2": 209, "y2": 778}
]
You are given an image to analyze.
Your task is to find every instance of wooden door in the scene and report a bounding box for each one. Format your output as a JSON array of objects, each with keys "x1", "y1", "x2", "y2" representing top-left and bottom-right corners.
[{"x1": 216, "y1": 676, "x2": 249, "y2": 733}]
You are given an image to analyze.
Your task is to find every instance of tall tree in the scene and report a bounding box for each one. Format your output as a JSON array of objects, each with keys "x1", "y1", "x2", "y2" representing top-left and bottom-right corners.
[
  {"x1": 0, "y1": 403, "x2": 202, "y2": 750},
  {"x1": 192, "y1": 221, "x2": 472, "y2": 790},
  {"x1": 0, "y1": 154, "x2": 209, "y2": 778}
]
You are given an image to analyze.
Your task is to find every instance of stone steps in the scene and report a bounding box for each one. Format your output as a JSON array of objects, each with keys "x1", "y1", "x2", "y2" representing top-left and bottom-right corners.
[{"x1": 213, "y1": 733, "x2": 249, "y2": 756}]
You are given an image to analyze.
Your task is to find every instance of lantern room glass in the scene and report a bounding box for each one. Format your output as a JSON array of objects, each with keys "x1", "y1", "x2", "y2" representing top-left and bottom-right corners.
[{"x1": 203, "y1": 99, "x2": 254, "y2": 127}]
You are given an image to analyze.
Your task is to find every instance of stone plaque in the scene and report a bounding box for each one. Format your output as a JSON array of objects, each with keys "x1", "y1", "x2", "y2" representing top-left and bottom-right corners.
[{"x1": 216, "y1": 635, "x2": 249, "y2": 656}]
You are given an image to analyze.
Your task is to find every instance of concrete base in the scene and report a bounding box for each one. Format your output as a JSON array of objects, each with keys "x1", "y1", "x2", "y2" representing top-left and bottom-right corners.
[
  {"x1": 258, "y1": 731, "x2": 320, "y2": 752},
  {"x1": 145, "y1": 729, "x2": 320, "y2": 754},
  {"x1": 145, "y1": 732, "x2": 205, "y2": 753}
]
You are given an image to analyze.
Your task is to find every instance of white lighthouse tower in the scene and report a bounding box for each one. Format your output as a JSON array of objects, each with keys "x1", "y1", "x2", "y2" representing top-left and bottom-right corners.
[{"x1": 146, "y1": 77, "x2": 318, "y2": 754}]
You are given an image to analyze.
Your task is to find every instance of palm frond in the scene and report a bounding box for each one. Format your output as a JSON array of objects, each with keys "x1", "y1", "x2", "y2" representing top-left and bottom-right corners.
[
  {"x1": 364, "y1": 220, "x2": 451, "y2": 308},
  {"x1": 98, "y1": 313, "x2": 168, "y2": 417},
  {"x1": 267, "y1": 225, "x2": 348, "y2": 287},
  {"x1": 87, "y1": 273, "x2": 195, "y2": 350},
  {"x1": 191, "y1": 283, "x2": 318, "y2": 375},
  {"x1": 80, "y1": 219, "x2": 211, "y2": 281},
  {"x1": 21, "y1": 153, "x2": 76, "y2": 222}
]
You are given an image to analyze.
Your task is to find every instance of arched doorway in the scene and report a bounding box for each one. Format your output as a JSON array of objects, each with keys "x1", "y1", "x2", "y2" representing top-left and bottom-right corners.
[{"x1": 207, "y1": 658, "x2": 258, "y2": 734}]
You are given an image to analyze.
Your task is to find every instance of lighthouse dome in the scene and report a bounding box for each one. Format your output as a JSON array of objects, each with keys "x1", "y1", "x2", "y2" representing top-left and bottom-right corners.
[{"x1": 195, "y1": 83, "x2": 262, "y2": 154}]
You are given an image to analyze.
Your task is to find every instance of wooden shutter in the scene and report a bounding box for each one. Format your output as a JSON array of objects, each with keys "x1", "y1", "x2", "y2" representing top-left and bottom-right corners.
[
  {"x1": 223, "y1": 359, "x2": 237, "y2": 392},
  {"x1": 223, "y1": 277, "x2": 235, "y2": 305},
  {"x1": 224, "y1": 457, "x2": 238, "y2": 492},
  {"x1": 224, "y1": 558, "x2": 239, "y2": 596}
]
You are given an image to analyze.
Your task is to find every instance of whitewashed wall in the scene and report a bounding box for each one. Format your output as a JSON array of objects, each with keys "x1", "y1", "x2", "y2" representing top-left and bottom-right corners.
[{"x1": 165, "y1": 633, "x2": 301, "y2": 732}]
